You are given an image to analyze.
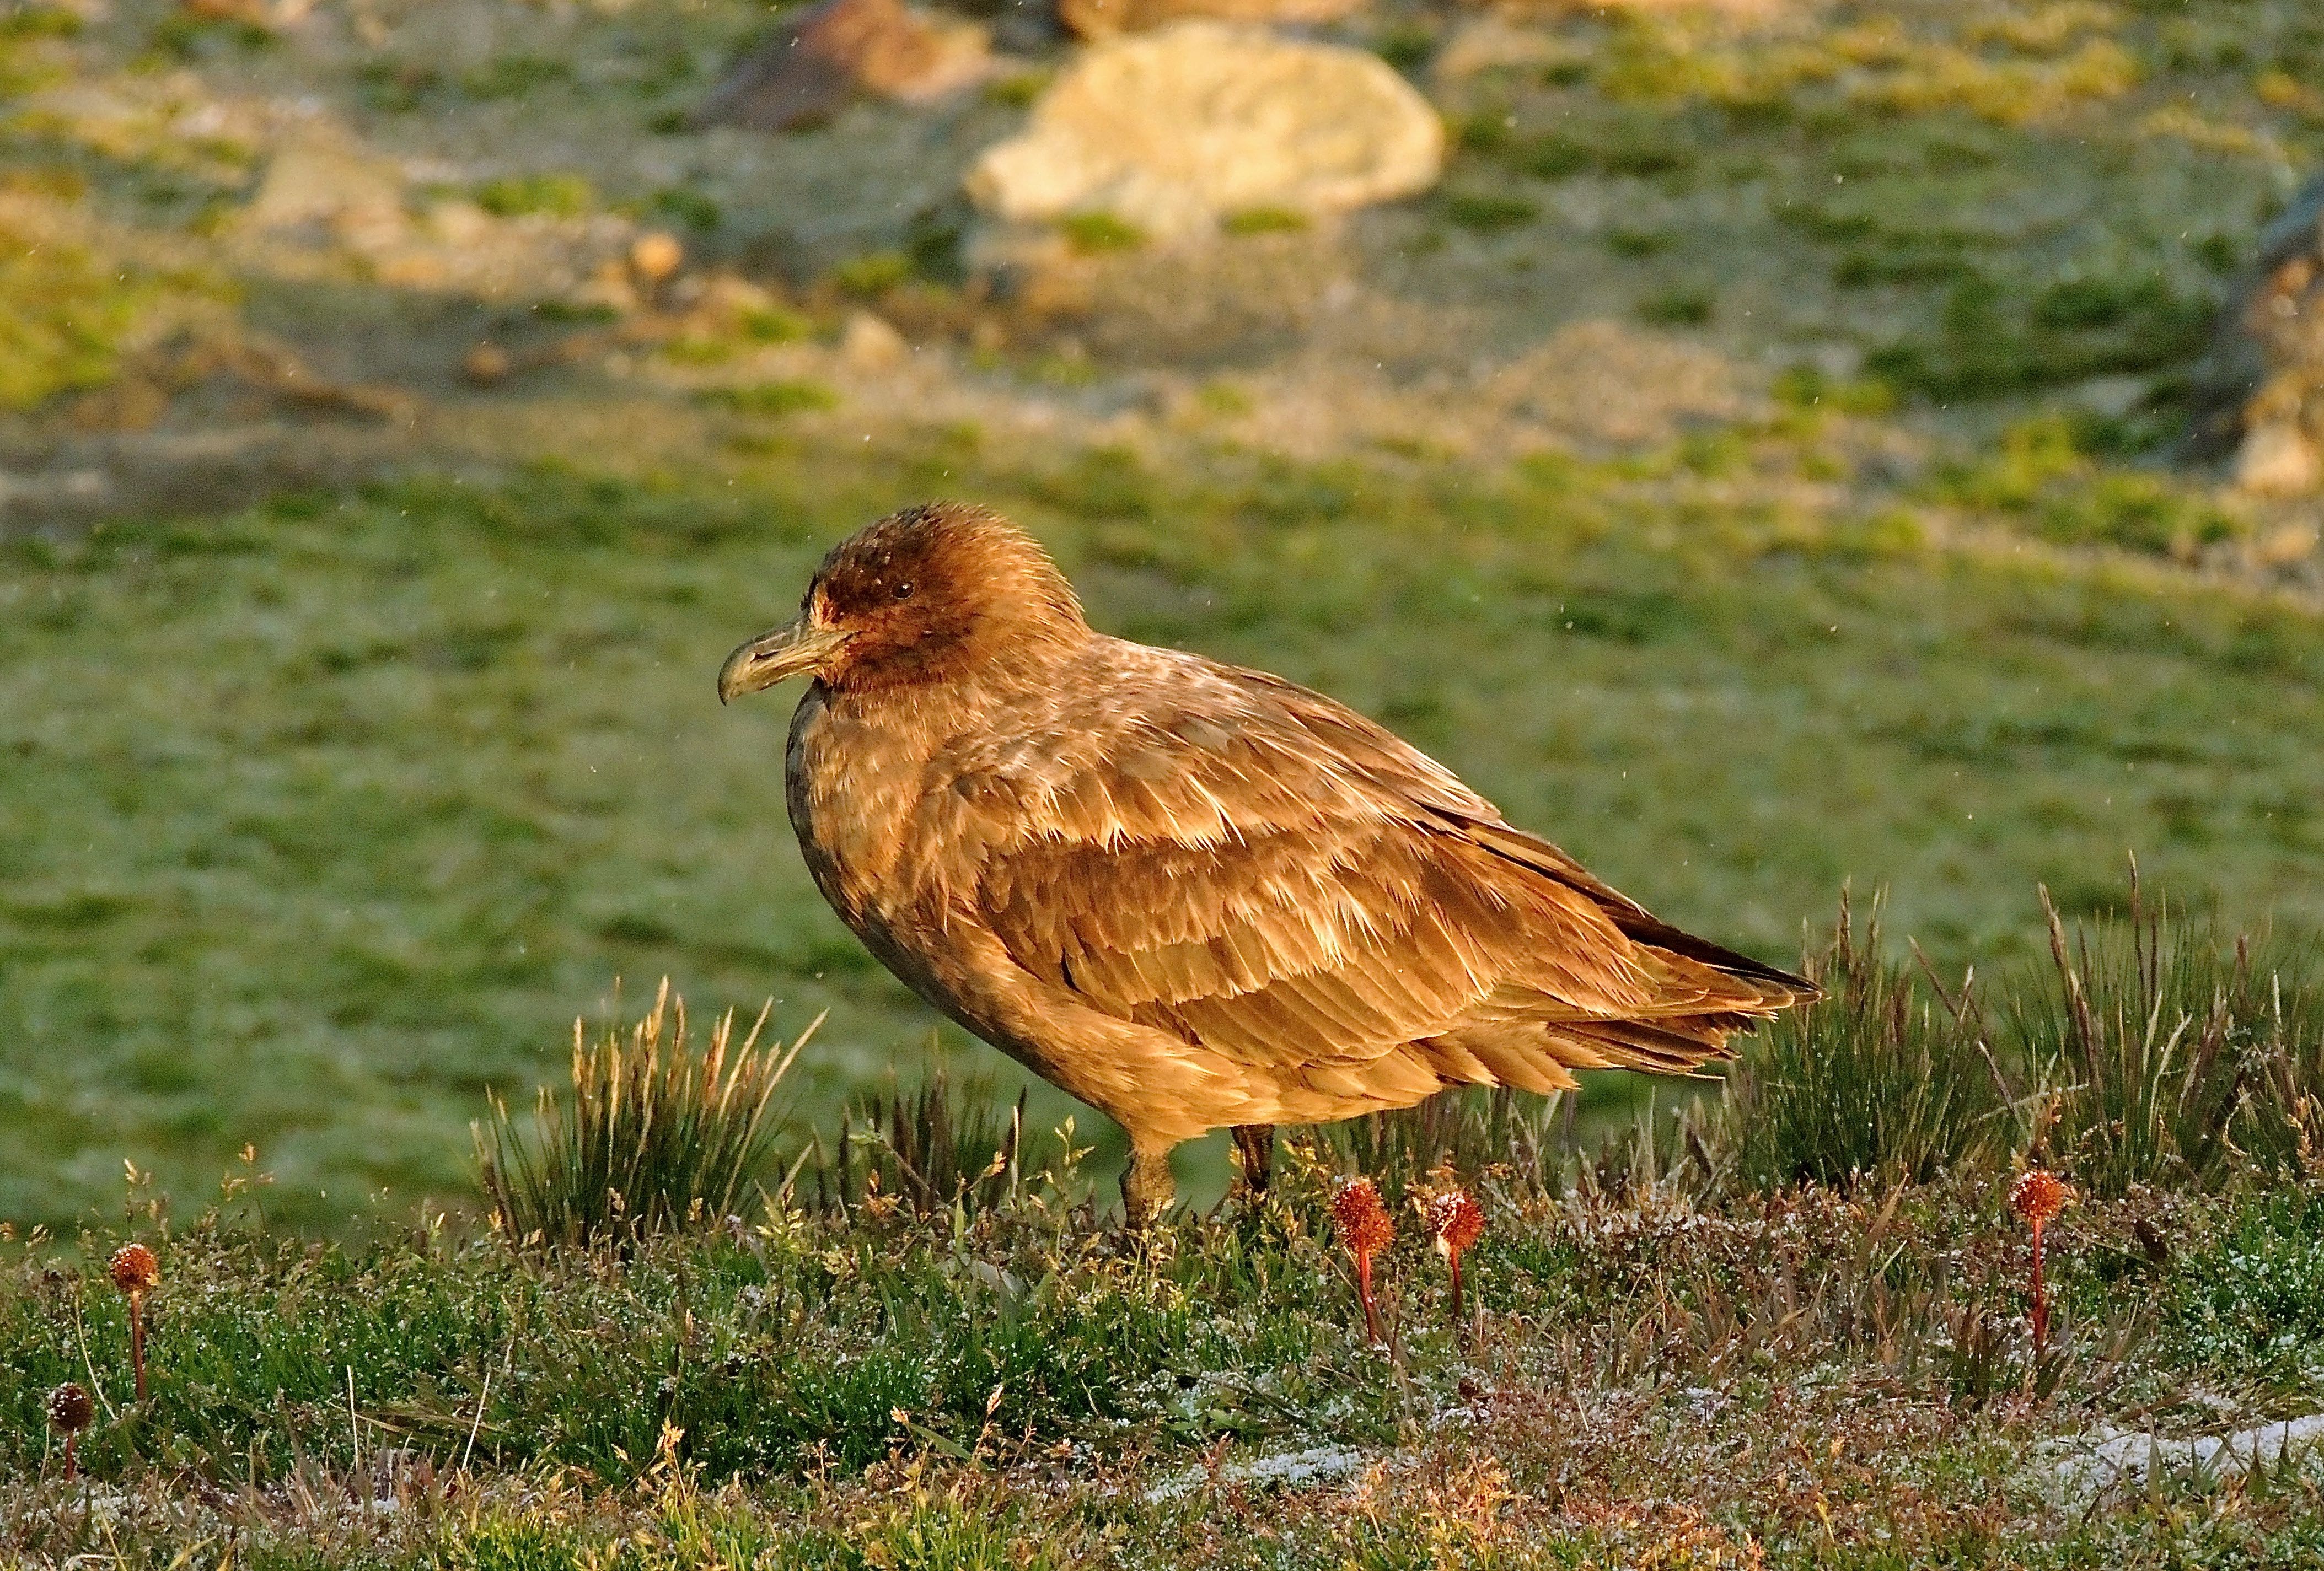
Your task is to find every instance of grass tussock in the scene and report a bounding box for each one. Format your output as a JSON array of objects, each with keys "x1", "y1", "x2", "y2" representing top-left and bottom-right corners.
[
  {"x1": 1707, "y1": 892, "x2": 2011, "y2": 1192},
  {"x1": 806, "y1": 1053, "x2": 1091, "y2": 1221},
  {"x1": 1698, "y1": 879, "x2": 2324, "y2": 1204},
  {"x1": 474, "y1": 979, "x2": 818, "y2": 1247},
  {"x1": 2021, "y1": 880, "x2": 2324, "y2": 1198}
]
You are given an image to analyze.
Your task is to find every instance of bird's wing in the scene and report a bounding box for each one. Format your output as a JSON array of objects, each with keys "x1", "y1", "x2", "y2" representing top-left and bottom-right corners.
[{"x1": 931, "y1": 647, "x2": 1795, "y2": 1090}]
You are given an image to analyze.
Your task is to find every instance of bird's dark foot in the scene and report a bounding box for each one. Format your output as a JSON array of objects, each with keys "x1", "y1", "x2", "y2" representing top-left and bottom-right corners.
[{"x1": 1231, "y1": 1125, "x2": 1274, "y2": 1197}]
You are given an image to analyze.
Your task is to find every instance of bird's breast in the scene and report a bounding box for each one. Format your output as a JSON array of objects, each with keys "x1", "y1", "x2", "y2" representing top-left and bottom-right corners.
[{"x1": 785, "y1": 688, "x2": 951, "y2": 933}]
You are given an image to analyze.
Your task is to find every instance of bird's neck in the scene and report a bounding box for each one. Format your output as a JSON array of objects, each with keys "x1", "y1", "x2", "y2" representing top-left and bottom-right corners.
[{"x1": 823, "y1": 623, "x2": 1087, "y2": 722}]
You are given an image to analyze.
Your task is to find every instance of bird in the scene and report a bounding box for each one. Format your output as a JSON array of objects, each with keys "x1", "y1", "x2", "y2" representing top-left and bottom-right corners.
[{"x1": 719, "y1": 502, "x2": 1815, "y2": 1228}]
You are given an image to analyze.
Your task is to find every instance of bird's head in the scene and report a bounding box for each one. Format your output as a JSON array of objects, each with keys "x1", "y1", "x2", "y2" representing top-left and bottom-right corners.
[{"x1": 718, "y1": 502, "x2": 1088, "y2": 702}]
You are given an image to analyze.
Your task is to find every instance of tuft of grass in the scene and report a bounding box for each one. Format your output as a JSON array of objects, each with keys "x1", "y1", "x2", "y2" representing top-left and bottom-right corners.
[
  {"x1": 1708, "y1": 894, "x2": 2010, "y2": 1192},
  {"x1": 1306, "y1": 1088, "x2": 1567, "y2": 1205},
  {"x1": 2021, "y1": 882, "x2": 2324, "y2": 1198},
  {"x1": 808, "y1": 1052, "x2": 1084, "y2": 1219},
  {"x1": 474, "y1": 980, "x2": 817, "y2": 1248}
]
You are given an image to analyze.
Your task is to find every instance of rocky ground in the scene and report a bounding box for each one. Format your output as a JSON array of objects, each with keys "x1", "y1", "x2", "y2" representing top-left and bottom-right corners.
[{"x1": 3, "y1": 0, "x2": 2322, "y2": 577}]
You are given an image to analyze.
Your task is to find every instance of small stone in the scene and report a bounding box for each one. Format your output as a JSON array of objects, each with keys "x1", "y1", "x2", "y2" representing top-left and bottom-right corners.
[
  {"x1": 244, "y1": 128, "x2": 405, "y2": 243},
  {"x1": 183, "y1": 0, "x2": 315, "y2": 28},
  {"x1": 1058, "y1": 0, "x2": 1359, "y2": 41},
  {"x1": 840, "y1": 310, "x2": 909, "y2": 370},
  {"x1": 966, "y1": 23, "x2": 1443, "y2": 240},
  {"x1": 462, "y1": 342, "x2": 512, "y2": 385},
  {"x1": 2258, "y1": 523, "x2": 2318, "y2": 564},
  {"x1": 631, "y1": 231, "x2": 684, "y2": 283},
  {"x1": 2235, "y1": 422, "x2": 2320, "y2": 497},
  {"x1": 1432, "y1": 18, "x2": 1581, "y2": 84}
]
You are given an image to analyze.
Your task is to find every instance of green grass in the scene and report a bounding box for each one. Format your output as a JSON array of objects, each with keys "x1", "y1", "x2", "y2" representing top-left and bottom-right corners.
[
  {"x1": 5, "y1": 443, "x2": 2324, "y2": 1229},
  {"x1": 9, "y1": 1163, "x2": 2324, "y2": 1567}
]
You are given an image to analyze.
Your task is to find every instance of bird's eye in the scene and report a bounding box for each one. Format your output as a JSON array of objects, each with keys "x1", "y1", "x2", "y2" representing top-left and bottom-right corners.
[{"x1": 892, "y1": 582, "x2": 915, "y2": 601}]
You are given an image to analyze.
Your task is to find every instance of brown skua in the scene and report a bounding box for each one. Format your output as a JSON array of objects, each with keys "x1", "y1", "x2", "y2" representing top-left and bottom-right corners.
[{"x1": 720, "y1": 503, "x2": 1815, "y2": 1227}]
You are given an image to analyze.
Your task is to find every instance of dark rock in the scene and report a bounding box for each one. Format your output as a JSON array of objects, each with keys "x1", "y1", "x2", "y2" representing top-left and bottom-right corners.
[
  {"x1": 2183, "y1": 175, "x2": 2324, "y2": 494},
  {"x1": 691, "y1": 0, "x2": 989, "y2": 134}
]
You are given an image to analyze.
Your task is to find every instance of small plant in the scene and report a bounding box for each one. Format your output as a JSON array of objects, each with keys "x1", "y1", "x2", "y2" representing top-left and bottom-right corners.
[
  {"x1": 109, "y1": 1242, "x2": 158, "y2": 1401},
  {"x1": 47, "y1": 1383, "x2": 91, "y2": 1482},
  {"x1": 2010, "y1": 1166, "x2": 2069, "y2": 1357},
  {"x1": 474, "y1": 980, "x2": 817, "y2": 1249},
  {"x1": 1331, "y1": 1176, "x2": 1394, "y2": 1345},
  {"x1": 808, "y1": 1053, "x2": 1068, "y2": 1219},
  {"x1": 1425, "y1": 1187, "x2": 1484, "y2": 1326},
  {"x1": 1320, "y1": 1087, "x2": 1564, "y2": 1202}
]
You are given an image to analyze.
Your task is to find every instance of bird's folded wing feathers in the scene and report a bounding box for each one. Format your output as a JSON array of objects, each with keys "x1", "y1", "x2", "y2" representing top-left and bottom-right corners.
[{"x1": 931, "y1": 653, "x2": 1798, "y2": 1079}]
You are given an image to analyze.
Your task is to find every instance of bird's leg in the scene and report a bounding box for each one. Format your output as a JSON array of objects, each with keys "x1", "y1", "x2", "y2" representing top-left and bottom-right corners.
[
  {"x1": 1231, "y1": 1125, "x2": 1274, "y2": 1196},
  {"x1": 1122, "y1": 1143, "x2": 1177, "y2": 1232}
]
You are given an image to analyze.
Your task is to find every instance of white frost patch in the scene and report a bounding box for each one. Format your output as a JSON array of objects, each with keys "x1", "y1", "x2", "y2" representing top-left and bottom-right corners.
[
  {"x1": 1144, "y1": 1444, "x2": 1367, "y2": 1501},
  {"x1": 2049, "y1": 1413, "x2": 2324, "y2": 1497}
]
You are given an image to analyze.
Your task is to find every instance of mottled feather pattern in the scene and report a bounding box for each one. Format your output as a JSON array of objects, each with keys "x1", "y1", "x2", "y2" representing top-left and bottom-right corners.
[{"x1": 910, "y1": 637, "x2": 1798, "y2": 1109}]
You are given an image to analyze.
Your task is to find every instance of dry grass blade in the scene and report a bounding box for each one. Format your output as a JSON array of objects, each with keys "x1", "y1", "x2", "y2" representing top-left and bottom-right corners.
[
  {"x1": 474, "y1": 978, "x2": 819, "y2": 1248},
  {"x1": 2021, "y1": 879, "x2": 2324, "y2": 1196},
  {"x1": 1705, "y1": 890, "x2": 2010, "y2": 1191}
]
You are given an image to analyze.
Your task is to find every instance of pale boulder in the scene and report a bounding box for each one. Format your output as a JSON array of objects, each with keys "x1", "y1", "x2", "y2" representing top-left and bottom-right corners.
[{"x1": 966, "y1": 23, "x2": 1443, "y2": 240}]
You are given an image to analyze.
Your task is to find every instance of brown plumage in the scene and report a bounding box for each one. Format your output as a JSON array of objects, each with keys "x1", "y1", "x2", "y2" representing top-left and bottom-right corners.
[{"x1": 719, "y1": 503, "x2": 1814, "y2": 1226}]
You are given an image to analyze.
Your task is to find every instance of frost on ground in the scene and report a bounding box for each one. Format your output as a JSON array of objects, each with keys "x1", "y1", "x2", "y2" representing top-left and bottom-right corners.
[
  {"x1": 2047, "y1": 1412, "x2": 2324, "y2": 1499},
  {"x1": 1144, "y1": 1443, "x2": 1368, "y2": 1500}
]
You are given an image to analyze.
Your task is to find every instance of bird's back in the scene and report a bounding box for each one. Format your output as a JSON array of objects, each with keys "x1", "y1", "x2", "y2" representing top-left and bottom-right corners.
[{"x1": 789, "y1": 632, "x2": 1810, "y2": 1140}]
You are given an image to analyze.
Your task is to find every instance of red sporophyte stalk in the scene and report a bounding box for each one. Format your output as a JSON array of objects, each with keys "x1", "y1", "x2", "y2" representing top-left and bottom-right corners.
[
  {"x1": 2010, "y1": 1168, "x2": 2070, "y2": 1356},
  {"x1": 1426, "y1": 1188, "x2": 1486, "y2": 1325},
  {"x1": 109, "y1": 1243, "x2": 159, "y2": 1401},
  {"x1": 1331, "y1": 1177, "x2": 1394, "y2": 1344},
  {"x1": 49, "y1": 1383, "x2": 93, "y2": 1482}
]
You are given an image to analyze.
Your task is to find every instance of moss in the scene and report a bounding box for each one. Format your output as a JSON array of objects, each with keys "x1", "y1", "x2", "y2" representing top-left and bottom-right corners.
[
  {"x1": 1636, "y1": 285, "x2": 1715, "y2": 326},
  {"x1": 1221, "y1": 206, "x2": 1309, "y2": 238},
  {"x1": 696, "y1": 380, "x2": 841, "y2": 417},
  {"x1": 1056, "y1": 212, "x2": 1144, "y2": 255},
  {"x1": 474, "y1": 173, "x2": 597, "y2": 220},
  {"x1": 830, "y1": 250, "x2": 913, "y2": 293},
  {"x1": 0, "y1": 224, "x2": 160, "y2": 411},
  {"x1": 1443, "y1": 191, "x2": 1537, "y2": 232}
]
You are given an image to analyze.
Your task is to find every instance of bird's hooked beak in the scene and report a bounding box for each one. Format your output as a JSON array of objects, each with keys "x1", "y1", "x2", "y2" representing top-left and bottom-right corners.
[{"x1": 717, "y1": 615, "x2": 852, "y2": 703}]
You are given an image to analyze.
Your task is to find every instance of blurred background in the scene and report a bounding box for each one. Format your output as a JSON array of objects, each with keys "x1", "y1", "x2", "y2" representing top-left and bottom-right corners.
[{"x1": 3, "y1": 0, "x2": 2322, "y2": 1230}]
